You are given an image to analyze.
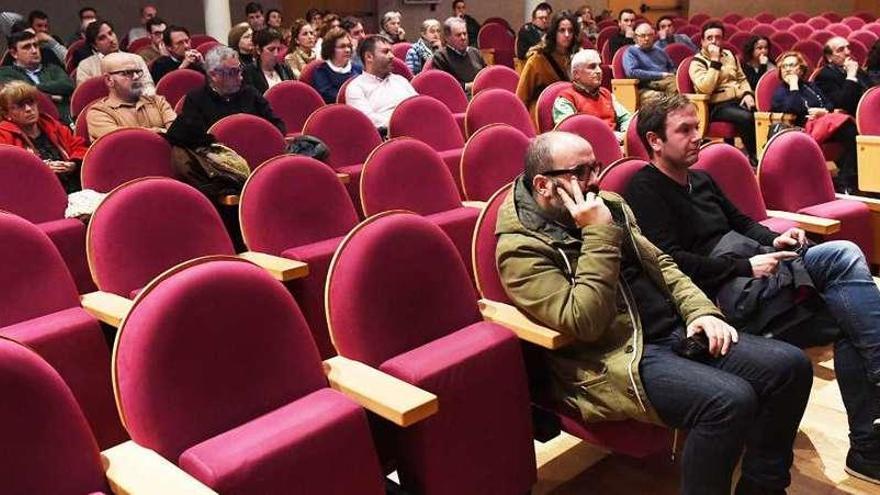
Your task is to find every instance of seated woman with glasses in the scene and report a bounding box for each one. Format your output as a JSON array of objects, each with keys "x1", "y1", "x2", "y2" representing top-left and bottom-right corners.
[
  {"x1": 0, "y1": 80, "x2": 86, "y2": 193},
  {"x1": 242, "y1": 28, "x2": 294, "y2": 94},
  {"x1": 311, "y1": 28, "x2": 363, "y2": 103},
  {"x1": 770, "y1": 50, "x2": 859, "y2": 193},
  {"x1": 166, "y1": 45, "x2": 285, "y2": 148}
]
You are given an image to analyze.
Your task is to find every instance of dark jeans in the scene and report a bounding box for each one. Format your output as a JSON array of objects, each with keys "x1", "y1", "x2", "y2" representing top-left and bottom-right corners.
[
  {"x1": 710, "y1": 100, "x2": 757, "y2": 157},
  {"x1": 641, "y1": 330, "x2": 812, "y2": 494},
  {"x1": 829, "y1": 119, "x2": 859, "y2": 191}
]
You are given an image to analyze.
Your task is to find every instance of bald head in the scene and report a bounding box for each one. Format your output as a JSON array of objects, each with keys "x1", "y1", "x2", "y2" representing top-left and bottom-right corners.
[
  {"x1": 824, "y1": 36, "x2": 851, "y2": 66},
  {"x1": 525, "y1": 131, "x2": 594, "y2": 187},
  {"x1": 101, "y1": 52, "x2": 145, "y2": 102},
  {"x1": 634, "y1": 22, "x2": 655, "y2": 49},
  {"x1": 101, "y1": 52, "x2": 139, "y2": 74}
]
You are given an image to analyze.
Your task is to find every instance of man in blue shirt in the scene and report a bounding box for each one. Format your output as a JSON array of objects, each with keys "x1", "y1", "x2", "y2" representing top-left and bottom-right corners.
[{"x1": 623, "y1": 22, "x2": 677, "y2": 103}]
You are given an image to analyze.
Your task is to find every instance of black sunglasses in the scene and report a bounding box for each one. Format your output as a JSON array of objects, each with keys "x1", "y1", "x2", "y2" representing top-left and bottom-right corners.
[{"x1": 541, "y1": 161, "x2": 603, "y2": 180}]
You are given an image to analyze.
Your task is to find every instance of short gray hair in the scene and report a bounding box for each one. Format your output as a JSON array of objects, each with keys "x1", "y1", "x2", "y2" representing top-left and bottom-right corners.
[
  {"x1": 204, "y1": 45, "x2": 238, "y2": 74},
  {"x1": 421, "y1": 18, "x2": 441, "y2": 34},
  {"x1": 443, "y1": 16, "x2": 466, "y2": 37},
  {"x1": 381, "y1": 11, "x2": 401, "y2": 27},
  {"x1": 570, "y1": 49, "x2": 600, "y2": 76}
]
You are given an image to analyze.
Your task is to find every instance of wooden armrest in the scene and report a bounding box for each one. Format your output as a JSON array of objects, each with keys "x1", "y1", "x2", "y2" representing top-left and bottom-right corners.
[
  {"x1": 324, "y1": 355, "x2": 438, "y2": 427},
  {"x1": 336, "y1": 173, "x2": 351, "y2": 184},
  {"x1": 478, "y1": 299, "x2": 574, "y2": 349},
  {"x1": 81, "y1": 291, "x2": 133, "y2": 327},
  {"x1": 218, "y1": 195, "x2": 239, "y2": 206},
  {"x1": 857, "y1": 135, "x2": 880, "y2": 145},
  {"x1": 462, "y1": 200, "x2": 487, "y2": 210},
  {"x1": 237, "y1": 251, "x2": 309, "y2": 282},
  {"x1": 611, "y1": 78, "x2": 638, "y2": 86},
  {"x1": 765, "y1": 210, "x2": 841, "y2": 235},
  {"x1": 856, "y1": 136, "x2": 880, "y2": 193},
  {"x1": 103, "y1": 441, "x2": 217, "y2": 494},
  {"x1": 835, "y1": 193, "x2": 880, "y2": 212}
]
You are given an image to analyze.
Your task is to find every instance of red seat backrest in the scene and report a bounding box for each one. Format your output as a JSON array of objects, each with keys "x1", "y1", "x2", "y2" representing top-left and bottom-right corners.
[
  {"x1": 536, "y1": 81, "x2": 571, "y2": 133},
  {"x1": 771, "y1": 18, "x2": 795, "y2": 30},
  {"x1": 664, "y1": 43, "x2": 695, "y2": 67},
  {"x1": 298, "y1": 59, "x2": 323, "y2": 86},
  {"x1": 555, "y1": 114, "x2": 623, "y2": 166},
  {"x1": 807, "y1": 17, "x2": 831, "y2": 29},
  {"x1": 264, "y1": 81, "x2": 325, "y2": 134},
  {"x1": 471, "y1": 65, "x2": 520, "y2": 95},
  {"x1": 209, "y1": 113, "x2": 285, "y2": 169},
  {"x1": 195, "y1": 40, "x2": 221, "y2": 57},
  {"x1": 478, "y1": 23, "x2": 515, "y2": 67},
  {"x1": 789, "y1": 12, "x2": 810, "y2": 23},
  {"x1": 360, "y1": 138, "x2": 462, "y2": 216},
  {"x1": 391, "y1": 56, "x2": 414, "y2": 80},
  {"x1": 70, "y1": 76, "x2": 109, "y2": 117},
  {"x1": 693, "y1": 142, "x2": 769, "y2": 221},
  {"x1": 791, "y1": 39, "x2": 824, "y2": 68},
  {"x1": 788, "y1": 24, "x2": 815, "y2": 39},
  {"x1": 597, "y1": 157, "x2": 649, "y2": 194},
  {"x1": 155, "y1": 68, "x2": 205, "y2": 107},
  {"x1": 755, "y1": 70, "x2": 782, "y2": 112},
  {"x1": 389, "y1": 95, "x2": 464, "y2": 151},
  {"x1": 769, "y1": 31, "x2": 798, "y2": 54},
  {"x1": 611, "y1": 46, "x2": 628, "y2": 79},
  {"x1": 472, "y1": 183, "x2": 514, "y2": 302},
  {"x1": 0, "y1": 145, "x2": 68, "y2": 223},
  {"x1": 460, "y1": 124, "x2": 530, "y2": 202},
  {"x1": 301, "y1": 104, "x2": 382, "y2": 169},
  {"x1": 857, "y1": 86, "x2": 880, "y2": 135},
  {"x1": 466, "y1": 88, "x2": 536, "y2": 138},
  {"x1": 625, "y1": 112, "x2": 650, "y2": 160},
  {"x1": 411, "y1": 69, "x2": 469, "y2": 113},
  {"x1": 391, "y1": 42, "x2": 412, "y2": 60},
  {"x1": 87, "y1": 178, "x2": 235, "y2": 296},
  {"x1": 80, "y1": 128, "x2": 175, "y2": 192},
  {"x1": 751, "y1": 24, "x2": 776, "y2": 37},
  {"x1": 676, "y1": 55, "x2": 696, "y2": 93},
  {"x1": 758, "y1": 129, "x2": 836, "y2": 211}
]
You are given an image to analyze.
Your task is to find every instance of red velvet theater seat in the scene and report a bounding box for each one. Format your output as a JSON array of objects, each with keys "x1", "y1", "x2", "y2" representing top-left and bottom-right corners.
[
  {"x1": 471, "y1": 183, "x2": 671, "y2": 458},
  {"x1": 0, "y1": 339, "x2": 111, "y2": 495},
  {"x1": 472, "y1": 64, "x2": 520, "y2": 95},
  {"x1": 0, "y1": 212, "x2": 125, "y2": 449},
  {"x1": 264, "y1": 80, "x2": 325, "y2": 137},
  {"x1": 360, "y1": 138, "x2": 481, "y2": 281},
  {"x1": 555, "y1": 113, "x2": 624, "y2": 166},
  {"x1": 80, "y1": 128, "x2": 176, "y2": 193},
  {"x1": 326, "y1": 212, "x2": 536, "y2": 494},
  {"x1": 209, "y1": 113, "x2": 286, "y2": 169},
  {"x1": 114, "y1": 257, "x2": 385, "y2": 494},
  {"x1": 465, "y1": 88, "x2": 536, "y2": 138},
  {"x1": 0, "y1": 145, "x2": 95, "y2": 293},
  {"x1": 239, "y1": 155, "x2": 360, "y2": 358},
  {"x1": 410, "y1": 69, "x2": 469, "y2": 136},
  {"x1": 460, "y1": 123, "x2": 531, "y2": 202}
]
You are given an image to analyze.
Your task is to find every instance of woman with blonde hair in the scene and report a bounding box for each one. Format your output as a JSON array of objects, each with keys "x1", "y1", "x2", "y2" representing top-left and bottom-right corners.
[
  {"x1": 285, "y1": 18, "x2": 317, "y2": 79},
  {"x1": 0, "y1": 81, "x2": 87, "y2": 193},
  {"x1": 771, "y1": 50, "x2": 859, "y2": 192}
]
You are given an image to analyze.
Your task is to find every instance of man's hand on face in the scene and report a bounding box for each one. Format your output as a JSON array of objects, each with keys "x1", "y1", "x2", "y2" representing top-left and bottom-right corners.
[
  {"x1": 555, "y1": 176, "x2": 612, "y2": 228},
  {"x1": 844, "y1": 57, "x2": 860, "y2": 78},
  {"x1": 707, "y1": 43, "x2": 721, "y2": 61},
  {"x1": 181, "y1": 49, "x2": 203, "y2": 68},
  {"x1": 772, "y1": 227, "x2": 806, "y2": 250},
  {"x1": 687, "y1": 315, "x2": 738, "y2": 356}
]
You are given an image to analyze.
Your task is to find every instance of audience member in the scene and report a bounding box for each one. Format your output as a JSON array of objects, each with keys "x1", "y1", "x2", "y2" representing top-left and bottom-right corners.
[
  {"x1": 815, "y1": 36, "x2": 871, "y2": 116},
  {"x1": 27, "y1": 10, "x2": 67, "y2": 63},
  {"x1": 406, "y1": 19, "x2": 442, "y2": 75},
  {"x1": 0, "y1": 30, "x2": 74, "y2": 122},
  {"x1": 314, "y1": 13, "x2": 341, "y2": 58},
  {"x1": 345, "y1": 35, "x2": 416, "y2": 133},
  {"x1": 305, "y1": 8, "x2": 324, "y2": 32},
  {"x1": 452, "y1": 0, "x2": 481, "y2": 48},
  {"x1": 150, "y1": 25, "x2": 204, "y2": 82},
  {"x1": 741, "y1": 35, "x2": 775, "y2": 91},
  {"x1": 137, "y1": 17, "x2": 168, "y2": 65},
  {"x1": 77, "y1": 19, "x2": 155, "y2": 94},
  {"x1": 127, "y1": 5, "x2": 157, "y2": 44},
  {"x1": 312, "y1": 27, "x2": 362, "y2": 103},
  {"x1": 2, "y1": 20, "x2": 64, "y2": 70},
  {"x1": 866, "y1": 40, "x2": 880, "y2": 87},
  {"x1": 87, "y1": 52, "x2": 176, "y2": 141},
  {"x1": 516, "y1": 2, "x2": 552, "y2": 60},
  {"x1": 496, "y1": 128, "x2": 811, "y2": 495},
  {"x1": 625, "y1": 94, "x2": 880, "y2": 487},
  {"x1": 227, "y1": 23, "x2": 255, "y2": 67},
  {"x1": 575, "y1": 5, "x2": 598, "y2": 44},
  {"x1": 242, "y1": 28, "x2": 293, "y2": 93},
  {"x1": 245, "y1": 2, "x2": 265, "y2": 31},
  {"x1": 608, "y1": 9, "x2": 637, "y2": 58},
  {"x1": 0, "y1": 12, "x2": 23, "y2": 39},
  {"x1": 689, "y1": 21, "x2": 756, "y2": 164},
  {"x1": 623, "y1": 22, "x2": 677, "y2": 102},
  {"x1": 68, "y1": 6, "x2": 97, "y2": 46},
  {"x1": 432, "y1": 16, "x2": 486, "y2": 93},
  {"x1": 654, "y1": 15, "x2": 698, "y2": 52},
  {"x1": 516, "y1": 10, "x2": 579, "y2": 114},
  {"x1": 285, "y1": 19, "x2": 317, "y2": 79},
  {"x1": 266, "y1": 9, "x2": 283, "y2": 29},
  {"x1": 342, "y1": 16, "x2": 366, "y2": 66},
  {"x1": 0, "y1": 80, "x2": 85, "y2": 193},
  {"x1": 772, "y1": 51, "x2": 859, "y2": 193},
  {"x1": 166, "y1": 45, "x2": 284, "y2": 148},
  {"x1": 553, "y1": 49, "x2": 631, "y2": 142},
  {"x1": 379, "y1": 11, "x2": 406, "y2": 43}
]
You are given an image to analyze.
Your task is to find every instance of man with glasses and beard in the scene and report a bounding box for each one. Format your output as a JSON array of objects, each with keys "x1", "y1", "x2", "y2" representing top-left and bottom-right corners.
[
  {"x1": 166, "y1": 45, "x2": 284, "y2": 149},
  {"x1": 87, "y1": 52, "x2": 176, "y2": 141},
  {"x1": 495, "y1": 129, "x2": 812, "y2": 495}
]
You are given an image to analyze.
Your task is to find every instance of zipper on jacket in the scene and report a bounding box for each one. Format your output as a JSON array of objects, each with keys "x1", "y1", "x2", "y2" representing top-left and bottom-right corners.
[{"x1": 618, "y1": 277, "x2": 648, "y2": 413}]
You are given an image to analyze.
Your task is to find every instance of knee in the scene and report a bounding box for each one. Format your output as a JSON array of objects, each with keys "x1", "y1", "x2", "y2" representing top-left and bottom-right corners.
[
  {"x1": 709, "y1": 380, "x2": 758, "y2": 430},
  {"x1": 772, "y1": 344, "x2": 814, "y2": 392}
]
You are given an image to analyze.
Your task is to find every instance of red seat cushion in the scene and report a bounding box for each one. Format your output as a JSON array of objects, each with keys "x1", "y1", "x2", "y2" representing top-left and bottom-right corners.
[
  {"x1": 39, "y1": 218, "x2": 95, "y2": 294},
  {"x1": 758, "y1": 217, "x2": 798, "y2": 233},
  {"x1": 706, "y1": 120, "x2": 738, "y2": 138},
  {"x1": 380, "y1": 321, "x2": 536, "y2": 494},
  {"x1": 1, "y1": 307, "x2": 126, "y2": 449},
  {"x1": 180, "y1": 388, "x2": 383, "y2": 495},
  {"x1": 799, "y1": 199, "x2": 874, "y2": 256},
  {"x1": 426, "y1": 207, "x2": 480, "y2": 282}
]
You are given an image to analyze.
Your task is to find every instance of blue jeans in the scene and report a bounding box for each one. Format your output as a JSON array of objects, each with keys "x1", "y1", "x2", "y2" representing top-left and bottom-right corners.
[
  {"x1": 640, "y1": 331, "x2": 812, "y2": 494},
  {"x1": 802, "y1": 240, "x2": 880, "y2": 453}
]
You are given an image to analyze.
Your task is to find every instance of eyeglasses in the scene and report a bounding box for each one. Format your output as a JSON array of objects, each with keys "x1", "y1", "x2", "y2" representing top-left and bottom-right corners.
[
  {"x1": 635, "y1": 32, "x2": 654, "y2": 38},
  {"x1": 541, "y1": 161, "x2": 603, "y2": 180},
  {"x1": 109, "y1": 69, "x2": 143, "y2": 78},
  {"x1": 779, "y1": 62, "x2": 800, "y2": 69}
]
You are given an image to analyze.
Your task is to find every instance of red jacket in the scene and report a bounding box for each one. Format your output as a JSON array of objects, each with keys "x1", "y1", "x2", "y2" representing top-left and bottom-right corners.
[{"x1": 0, "y1": 114, "x2": 87, "y2": 161}]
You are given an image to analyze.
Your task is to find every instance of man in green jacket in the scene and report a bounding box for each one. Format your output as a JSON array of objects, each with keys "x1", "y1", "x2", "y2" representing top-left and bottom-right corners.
[
  {"x1": 495, "y1": 130, "x2": 812, "y2": 495},
  {"x1": 0, "y1": 30, "x2": 74, "y2": 123}
]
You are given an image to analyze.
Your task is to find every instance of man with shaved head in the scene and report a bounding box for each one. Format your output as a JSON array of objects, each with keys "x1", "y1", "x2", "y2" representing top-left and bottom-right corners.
[
  {"x1": 495, "y1": 130, "x2": 811, "y2": 495},
  {"x1": 86, "y1": 52, "x2": 176, "y2": 141},
  {"x1": 552, "y1": 49, "x2": 631, "y2": 142}
]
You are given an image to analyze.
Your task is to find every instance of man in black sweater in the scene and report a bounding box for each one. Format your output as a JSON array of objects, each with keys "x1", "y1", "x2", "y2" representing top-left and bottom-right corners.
[
  {"x1": 432, "y1": 16, "x2": 486, "y2": 94},
  {"x1": 814, "y1": 37, "x2": 871, "y2": 116},
  {"x1": 624, "y1": 94, "x2": 880, "y2": 486},
  {"x1": 608, "y1": 9, "x2": 636, "y2": 59},
  {"x1": 516, "y1": 2, "x2": 551, "y2": 60},
  {"x1": 166, "y1": 45, "x2": 283, "y2": 148}
]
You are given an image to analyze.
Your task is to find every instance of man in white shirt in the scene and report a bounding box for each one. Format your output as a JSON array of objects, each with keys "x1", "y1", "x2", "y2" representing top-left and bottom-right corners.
[
  {"x1": 76, "y1": 19, "x2": 155, "y2": 95},
  {"x1": 345, "y1": 34, "x2": 416, "y2": 135}
]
